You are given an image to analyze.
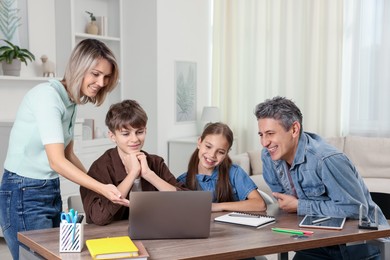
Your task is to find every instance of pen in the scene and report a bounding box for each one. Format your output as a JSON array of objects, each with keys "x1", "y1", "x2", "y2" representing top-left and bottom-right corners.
[
  {"x1": 271, "y1": 228, "x2": 314, "y2": 235},
  {"x1": 228, "y1": 213, "x2": 260, "y2": 218},
  {"x1": 76, "y1": 214, "x2": 84, "y2": 223},
  {"x1": 312, "y1": 216, "x2": 331, "y2": 224}
]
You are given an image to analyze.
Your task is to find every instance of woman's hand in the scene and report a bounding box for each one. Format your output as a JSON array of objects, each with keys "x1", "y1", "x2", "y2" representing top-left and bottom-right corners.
[{"x1": 102, "y1": 184, "x2": 130, "y2": 206}]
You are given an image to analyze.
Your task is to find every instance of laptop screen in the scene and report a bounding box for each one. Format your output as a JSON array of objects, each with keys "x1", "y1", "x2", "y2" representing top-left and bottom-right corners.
[{"x1": 128, "y1": 191, "x2": 212, "y2": 239}]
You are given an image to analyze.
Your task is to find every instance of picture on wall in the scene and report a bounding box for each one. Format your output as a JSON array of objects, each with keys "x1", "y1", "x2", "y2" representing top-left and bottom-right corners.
[
  {"x1": 0, "y1": 0, "x2": 29, "y2": 48},
  {"x1": 175, "y1": 61, "x2": 197, "y2": 123}
]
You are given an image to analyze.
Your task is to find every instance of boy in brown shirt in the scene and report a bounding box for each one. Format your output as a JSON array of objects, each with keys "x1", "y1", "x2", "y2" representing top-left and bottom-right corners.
[{"x1": 80, "y1": 99, "x2": 185, "y2": 225}]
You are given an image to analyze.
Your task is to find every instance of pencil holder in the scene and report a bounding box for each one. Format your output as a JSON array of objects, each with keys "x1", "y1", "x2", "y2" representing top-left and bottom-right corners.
[{"x1": 59, "y1": 223, "x2": 84, "y2": 252}]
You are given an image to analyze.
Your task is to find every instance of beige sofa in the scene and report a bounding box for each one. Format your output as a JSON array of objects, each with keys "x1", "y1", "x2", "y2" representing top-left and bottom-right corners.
[{"x1": 231, "y1": 135, "x2": 390, "y2": 199}]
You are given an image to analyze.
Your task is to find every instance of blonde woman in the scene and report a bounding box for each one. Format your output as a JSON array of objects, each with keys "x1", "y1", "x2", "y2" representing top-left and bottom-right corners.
[{"x1": 0, "y1": 39, "x2": 128, "y2": 259}]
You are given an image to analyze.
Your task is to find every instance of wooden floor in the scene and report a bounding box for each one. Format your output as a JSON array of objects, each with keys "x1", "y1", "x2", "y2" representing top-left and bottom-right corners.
[{"x1": 0, "y1": 237, "x2": 12, "y2": 259}]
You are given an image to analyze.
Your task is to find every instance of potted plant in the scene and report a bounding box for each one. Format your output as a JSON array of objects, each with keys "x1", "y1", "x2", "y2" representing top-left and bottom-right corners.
[
  {"x1": 86, "y1": 11, "x2": 98, "y2": 35},
  {"x1": 0, "y1": 39, "x2": 35, "y2": 76}
]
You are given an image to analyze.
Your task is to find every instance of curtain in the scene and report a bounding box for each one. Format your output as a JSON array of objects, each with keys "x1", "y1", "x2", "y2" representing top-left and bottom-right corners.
[
  {"x1": 342, "y1": 0, "x2": 390, "y2": 137},
  {"x1": 211, "y1": 0, "x2": 344, "y2": 153}
]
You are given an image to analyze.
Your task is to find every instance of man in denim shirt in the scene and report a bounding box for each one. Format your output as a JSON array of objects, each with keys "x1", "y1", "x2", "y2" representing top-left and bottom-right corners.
[{"x1": 254, "y1": 96, "x2": 386, "y2": 260}]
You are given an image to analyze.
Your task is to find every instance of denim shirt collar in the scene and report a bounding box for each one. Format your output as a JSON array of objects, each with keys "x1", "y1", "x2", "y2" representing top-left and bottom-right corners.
[
  {"x1": 292, "y1": 132, "x2": 308, "y2": 169},
  {"x1": 196, "y1": 167, "x2": 219, "y2": 182}
]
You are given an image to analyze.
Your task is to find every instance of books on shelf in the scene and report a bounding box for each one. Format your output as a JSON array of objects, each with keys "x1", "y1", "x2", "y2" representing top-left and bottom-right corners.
[
  {"x1": 86, "y1": 236, "x2": 140, "y2": 259},
  {"x1": 214, "y1": 212, "x2": 276, "y2": 228},
  {"x1": 96, "y1": 16, "x2": 108, "y2": 36}
]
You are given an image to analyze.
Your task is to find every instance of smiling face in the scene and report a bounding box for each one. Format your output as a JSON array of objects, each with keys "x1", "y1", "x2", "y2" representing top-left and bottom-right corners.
[
  {"x1": 257, "y1": 118, "x2": 300, "y2": 166},
  {"x1": 109, "y1": 126, "x2": 146, "y2": 156},
  {"x1": 81, "y1": 58, "x2": 112, "y2": 98},
  {"x1": 197, "y1": 134, "x2": 229, "y2": 174}
]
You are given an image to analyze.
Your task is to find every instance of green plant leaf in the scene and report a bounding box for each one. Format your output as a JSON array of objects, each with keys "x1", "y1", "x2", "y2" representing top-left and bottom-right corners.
[{"x1": 0, "y1": 39, "x2": 35, "y2": 65}]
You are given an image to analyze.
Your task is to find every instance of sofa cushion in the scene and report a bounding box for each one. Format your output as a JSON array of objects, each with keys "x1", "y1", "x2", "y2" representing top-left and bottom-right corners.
[
  {"x1": 248, "y1": 150, "x2": 262, "y2": 175},
  {"x1": 230, "y1": 152, "x2": 251, "y2": 175},
  {"x1": 250, "y1": 175, "x2": 273, "y2": 198},
  {"x1": 324, "y1": 136, "x2": 345, "y2": 152},
  {"x1": 344, "y1": 136, "x2": 390, "y2": 180},
  {"x1": 363, "y1": 178, "x2": 390, "y2": 194}
]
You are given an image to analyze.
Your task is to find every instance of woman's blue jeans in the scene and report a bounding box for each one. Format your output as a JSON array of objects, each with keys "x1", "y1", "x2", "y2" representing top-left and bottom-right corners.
[{"x1": 0, "y1": 170, "x2": 62, "y2": 260}]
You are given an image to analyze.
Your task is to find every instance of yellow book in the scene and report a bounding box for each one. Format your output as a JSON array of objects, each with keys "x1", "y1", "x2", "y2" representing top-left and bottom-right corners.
[{"x1": 86, "y1": 236, "x2": 139, "y2": 259}]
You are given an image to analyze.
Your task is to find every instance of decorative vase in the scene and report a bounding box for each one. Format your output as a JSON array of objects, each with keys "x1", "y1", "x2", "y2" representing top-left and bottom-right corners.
[
  {"x1": 2, "y1": 59, "x2": 21, "y2": 76},
  {"x1": 86, "y1": 21, "x2": 99, "y2": 35}
]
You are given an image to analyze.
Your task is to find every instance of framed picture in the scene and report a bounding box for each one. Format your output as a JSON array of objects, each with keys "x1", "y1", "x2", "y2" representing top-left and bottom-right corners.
[
  {"x1": 0, "y1": 0, "x2": 29, "y2": 48},
  {"x1": 175, "y1": 61, "x2": 197, "y2": 123}
]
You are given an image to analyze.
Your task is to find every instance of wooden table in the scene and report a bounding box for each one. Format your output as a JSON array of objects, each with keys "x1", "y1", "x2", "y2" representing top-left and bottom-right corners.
[{"x1": 18, "y1": 204, "x2": 390, "y2": 260}]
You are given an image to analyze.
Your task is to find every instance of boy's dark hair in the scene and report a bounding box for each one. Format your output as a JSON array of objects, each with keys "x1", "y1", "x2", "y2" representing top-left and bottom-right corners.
[{"x1": 105, "y1": 99, "x2": 148, "y2": 132}]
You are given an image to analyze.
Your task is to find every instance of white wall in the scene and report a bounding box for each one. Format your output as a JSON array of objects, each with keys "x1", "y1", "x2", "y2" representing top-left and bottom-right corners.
[
  {"x1": 122, "y1": 0, "x2": 158, "y2": 153},
  {"x1": 23, "y1": 0, "x2": 56, "y2": 77},
  {"x1": 122, "y1": 0, "x2": 211, "y2": 160},
  {"x1": 157, "y1": 0, "x2": 211, "y2": 159}
]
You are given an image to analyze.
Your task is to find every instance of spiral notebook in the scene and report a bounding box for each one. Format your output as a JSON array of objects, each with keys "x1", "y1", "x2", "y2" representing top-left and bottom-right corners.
[{"x1": 214, "y1": 212, "x2": 276, "y2": 228}]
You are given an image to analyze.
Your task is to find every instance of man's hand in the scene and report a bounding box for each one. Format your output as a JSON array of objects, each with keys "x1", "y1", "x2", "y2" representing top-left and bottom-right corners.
[{"x1": 273, "y1": 192, "x2": 298, "y2": 213}]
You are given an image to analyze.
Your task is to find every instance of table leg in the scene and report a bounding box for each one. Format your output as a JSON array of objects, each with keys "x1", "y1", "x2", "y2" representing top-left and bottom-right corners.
[{"x1": 278, "y1": 252, "x2": 289, "y2": 260}]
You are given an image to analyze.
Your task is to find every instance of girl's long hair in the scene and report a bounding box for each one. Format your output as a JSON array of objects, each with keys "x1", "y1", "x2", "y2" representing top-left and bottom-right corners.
[{"x1": 186, "y1": 122, "x2": 234, "y2": 202}]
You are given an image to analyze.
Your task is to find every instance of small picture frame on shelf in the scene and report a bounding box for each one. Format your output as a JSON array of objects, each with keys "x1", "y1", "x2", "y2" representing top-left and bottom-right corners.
[{"x1": 82, "y1": 119, "x2": 94, "y2": 140}]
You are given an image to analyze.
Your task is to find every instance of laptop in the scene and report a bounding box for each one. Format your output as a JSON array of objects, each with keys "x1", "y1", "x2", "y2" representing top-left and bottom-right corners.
[{"x1": 128, "y1": 191, "x2": 212, "y2": 239}]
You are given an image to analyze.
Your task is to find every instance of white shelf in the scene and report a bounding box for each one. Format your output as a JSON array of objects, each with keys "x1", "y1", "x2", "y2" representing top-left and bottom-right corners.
[
  {"x1": 75, "y1": 33, "x2": 120, "y2": 42},
  {"x1": 0, "y1": 76, "x2": 61, "y2": 81},
  {"x1": 82, "y1": 138, "x2": 112, "y2": 148},
  {"x1": 55, "y1": 0, "x2": 122, "y2": 74},
  {"x1": 0, "y1": 121, "x2": 13, "y2": 127}
]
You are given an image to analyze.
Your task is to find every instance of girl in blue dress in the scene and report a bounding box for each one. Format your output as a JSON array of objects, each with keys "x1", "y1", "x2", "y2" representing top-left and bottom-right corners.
[{"x1": 177, "y1": 122, "x2": 266, "y2": 212}]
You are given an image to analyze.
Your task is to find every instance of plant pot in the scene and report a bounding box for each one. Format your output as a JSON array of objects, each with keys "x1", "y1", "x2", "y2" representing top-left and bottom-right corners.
[
  {"x1": 86, "y1": 21, "x2": 99, "y2": 35},
  {"x1": 2, "y1": 59, "x2": 21, "y2": 76}
]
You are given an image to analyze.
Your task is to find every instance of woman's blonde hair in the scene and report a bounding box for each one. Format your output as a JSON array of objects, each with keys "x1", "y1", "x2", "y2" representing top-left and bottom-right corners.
[{"x1": 63, "y1": 39, "x2": 119, "y2": 105}]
